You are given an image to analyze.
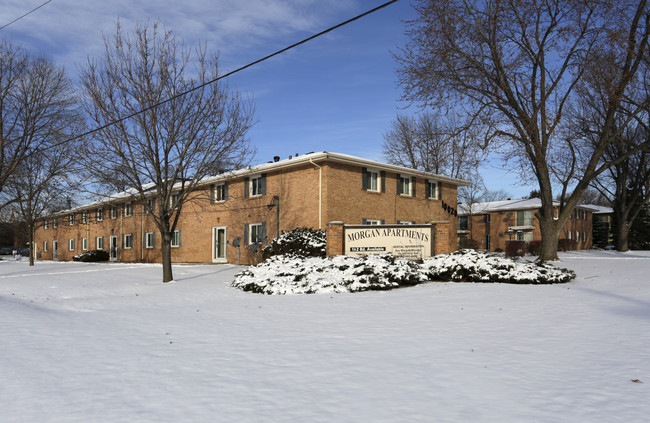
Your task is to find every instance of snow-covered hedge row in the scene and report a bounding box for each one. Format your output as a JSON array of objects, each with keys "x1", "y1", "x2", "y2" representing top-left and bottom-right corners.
[
  {"x1": 231, "y1": 250, "x2": 576, "y2": 294},
  {"x1": 262, "y1": 228, "x2": 326, "y2": 259},
  {"x1": 422, "y1": 249, "x2": 576, "y2": 284},
  {"x1": 232, "y1": 254, "x2": 426, "y2": 294}
]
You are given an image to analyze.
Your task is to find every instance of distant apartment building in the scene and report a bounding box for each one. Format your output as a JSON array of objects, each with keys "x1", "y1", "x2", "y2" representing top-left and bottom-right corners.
[
  {"x1": 34, "y1": 152, "x2": 469, "y2": 265},
  {"x1": 457, "y1": 199, "x2": 596, "y2": 252}
]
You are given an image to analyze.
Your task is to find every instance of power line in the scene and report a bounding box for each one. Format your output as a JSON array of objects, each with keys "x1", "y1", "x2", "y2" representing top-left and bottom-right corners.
[
  {"x1": 0, "y1": 0, "x2": 54, "y2": 31},
  {"x1": 43, "y1": 0, "x2": 400, "y2": 151}
]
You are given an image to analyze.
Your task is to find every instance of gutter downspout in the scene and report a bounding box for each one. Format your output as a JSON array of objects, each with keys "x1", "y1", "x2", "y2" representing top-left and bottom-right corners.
[{"x1": 309, "y1": 159, "x2": 322, "y2": 229}]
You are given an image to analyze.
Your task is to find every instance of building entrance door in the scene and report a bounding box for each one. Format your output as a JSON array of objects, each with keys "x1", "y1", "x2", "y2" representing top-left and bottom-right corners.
[
  {"x1": 212, "y1": 226, "x2": 227, "y2": 263},
  {"x1": 110, "y1": 236, "x2": 118, "y2": 262}
]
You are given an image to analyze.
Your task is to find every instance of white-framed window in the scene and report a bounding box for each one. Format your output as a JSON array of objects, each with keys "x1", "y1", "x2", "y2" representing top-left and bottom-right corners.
[
  {"x1": 575, "y1": 231, "x2": 580, "y2": 242},
  {"x1": 110, "y1": 206, "x2": 118, "y2": 219},
  {"x1": 53, "y1": 218, "x2": 58, "y2": 228},
  {"x1": 426, "y1": 180, "x2": 438, "y2": 199},
  {"x1": 124, "y1": 202, "x2": 133, "y2": 217},
  {"x1": 516, "y1": 210, "x2": 533, "y2": 226},
  {"x1": 82, "y1": 238, "x2": 88, "y2": 251},
  {"x1": 96, "y1": 236, "x2": 104, "y2": 250},
  {"x1": 43, "y1": 241, "x2": 48, "y2": 252},
  {"x1": 582, "y1": 231, "x2": 587, "y2": 242},
  {"x1": 250, "y1": 175, "x2": 263, "y2": 197},
  {"x1": 212, "y1": 183, "x2": 228, "y2": 202},
  {"x1": 123, "y1": 233, "x2": 133, "y2": 249},
  {"x1": 364, "y1": 169, "x2": 380, "y2": 192},
  {"x1": 44, "y1": 220, "x2": 49, "y2": 230},
  {"x1": 484, "y1": 214, "x2": 490, "y2": 223},
  {"x1": 145, "y1": 232, "x2": 155, "y2": 249},
  {"x1": 249, "y1": 223, "x2": 263, "y2": 244},
  {"x1": 170, "y1": 193, "x2": 180, "y2": 208},
  {"x1": 171, "y1": 230, "x2": 181, "y2": 248},
  {"x1": 146, "y1": 198, "x2": 156, "y2": 214},
  {"x1": 363, "y1": 219, "x2": 382, "y2": 225},
  {"x1": 68, "y1": 238, "x2": 75, "y2": 251},
  {"x1": 81, "y1": 211, "x2": 88, "y2": 224},
  {"x1": 566, "y1": 230, "x2": 572, "y2": 240},
  {"x1": 458, "y1": 216, "x2": 469, "y2": 231},
  {"x1": 516, "y1": 231, "x2": 533, "y2": 242},
  {"x1": 69, "y1": 214, "x2": 75, "y2": 225},
  {"x1": 397, "y1": 220, "x2": 413, "y2": 225},
  {"x1": 398, "y1": 175, "x2": 411, "y2": 196},
  {"x1": 97, "y1": 207, "x2": 104, "y2": 221}
]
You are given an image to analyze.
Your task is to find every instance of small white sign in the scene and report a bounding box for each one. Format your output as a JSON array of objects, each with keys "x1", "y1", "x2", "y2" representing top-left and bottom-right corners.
[{"x1": 344, "y1": 225, "x2": 434, "y2": 260}]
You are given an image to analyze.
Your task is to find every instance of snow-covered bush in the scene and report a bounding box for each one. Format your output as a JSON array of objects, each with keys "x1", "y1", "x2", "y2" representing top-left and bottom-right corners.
[
  {"x1": 262, "y1": 227, "x2": 326, "y2": 259},
  {"x1": 232, "y1": 253, "x2": 427, "y2": 294},
  {"x1": 73, "y1": 250, "x2": 109, "y2": 262},
  {"x1": 422, "y1": 249, "x2": 575, "y2": 284}
]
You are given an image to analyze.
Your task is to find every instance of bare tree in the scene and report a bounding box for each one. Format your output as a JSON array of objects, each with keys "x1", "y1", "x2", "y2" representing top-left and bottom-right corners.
[
  {"x1": 79, "y1": 22, "x2": 255, "y2": 282},
  {"x1": 0, "y1": 40, "x2": 78, "y2": 212},
  {"x1": 397, "y1": 0, "x2": 650, "y2": 260}
]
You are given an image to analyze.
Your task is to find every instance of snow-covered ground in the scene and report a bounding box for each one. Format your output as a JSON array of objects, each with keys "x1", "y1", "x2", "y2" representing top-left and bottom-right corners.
[{"x1": 1, "y1": 250, "x2": 649, "y2": 422}]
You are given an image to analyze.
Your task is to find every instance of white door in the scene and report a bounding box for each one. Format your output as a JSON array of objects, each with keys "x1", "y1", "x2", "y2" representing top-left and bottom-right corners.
[
  {"x1": 109, "y1": 236, "x2": 118, "y2": 262},
  {"x1": 212, "y1": 226, "x2": 227, "y2": 263},
  {"x1": 53, "y1": 240, "x2": 58, "y2": 261}
]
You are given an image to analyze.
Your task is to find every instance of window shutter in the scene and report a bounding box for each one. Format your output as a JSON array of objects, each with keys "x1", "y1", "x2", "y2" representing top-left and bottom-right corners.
[
  {"x1": 361, "y1": 168, "x2": 368, "y2": 190},
  {"x1": 425, "y1": 181, "x2": 431, "y2": 198},
  {"x1": 244, "y1": 224, "x2": 249, "y2": 245},
  {"x1": 224, "y1": 182, "x2": 229, "y2": 201},
  {"x1": 362, "y1": 218, "x2": 368, "y2": 225},
  {"x1": 261, "y1": 222, "x2": 267, "y2": 243},
  {"x1": 438, "y1": 182, "x2": 443, "y2": 200},
  {"x1": 152, "y1": 232, "x2": 155, "y2": 247},
  {"x1": 380, "y1": 171, "x2": 386, "y2": 193},
  {"x1": 380, "y1": 219, "x2": 385, "y2": 225},
  {"x1": 261, "y1": 173, "x2": 267, "y2": 195},
  {"x1": 178, "y1": 230, "x2": 182, "y2": 247},
  {"x1": 244, "y1": 178, "x2": 249, "y2": 198},
  {"x1": 411, "y1": 177, "x2": 416, "y2": 197},
  {"x1": 210, "y1": 185, "x2": 215, "y2": 203},
  {"x1": 121, "y1": 235, "x2": 124, "y2": 248},
  {"x1": 397, "y1": 174, "x2": 402, "y2": 195}
]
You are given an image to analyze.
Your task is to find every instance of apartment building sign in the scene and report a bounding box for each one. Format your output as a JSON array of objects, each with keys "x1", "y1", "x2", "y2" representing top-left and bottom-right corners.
[{"x1": 344, "y1": 224, "x2": 435, "y2": 260}]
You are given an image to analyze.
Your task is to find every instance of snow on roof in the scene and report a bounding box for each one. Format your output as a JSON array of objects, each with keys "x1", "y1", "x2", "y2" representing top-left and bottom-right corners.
[
  {"x1": 458, "y1": 198, "x2": 600, "y2": 215},
  {"x1": 582, "y1": 204, "x2": 614, "y2": 214}
]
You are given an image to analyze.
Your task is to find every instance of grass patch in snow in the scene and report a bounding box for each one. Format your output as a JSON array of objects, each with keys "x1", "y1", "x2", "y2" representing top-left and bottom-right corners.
[{"x1": 232, "y1": 250, "x2": 576, "y2": 294}]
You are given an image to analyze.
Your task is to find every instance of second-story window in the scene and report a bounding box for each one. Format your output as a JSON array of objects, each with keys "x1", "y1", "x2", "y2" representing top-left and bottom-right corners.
[
  {"x1": 124, "y1": 202, "x2": 133, "y2": 217},
  {"x1": 69, "y1": 214, "x2": 75, "y2": 225},
  {"x1": 110, "y1": 206, "x2": 118, "y2": 219}
]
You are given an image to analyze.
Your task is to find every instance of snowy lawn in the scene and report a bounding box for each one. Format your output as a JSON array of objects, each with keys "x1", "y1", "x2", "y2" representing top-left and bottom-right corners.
[{"x1": 1, "y1": 250, "x2": 649, "y2": 422}]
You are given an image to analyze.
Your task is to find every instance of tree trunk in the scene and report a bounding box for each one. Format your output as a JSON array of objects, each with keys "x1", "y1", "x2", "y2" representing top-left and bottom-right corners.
[
  {"x1": 538, "y1": 215, "x2": 560, "y2": 262},
  {"x1": 616, "y1": 221, "x2": 631, "y2": 252},
  {"x1": 161, "y1": 230, "x2": 173, "y2": 282}
]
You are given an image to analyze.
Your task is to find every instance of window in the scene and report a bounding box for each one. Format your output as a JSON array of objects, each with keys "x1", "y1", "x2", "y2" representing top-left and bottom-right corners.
[
  {"x1": 146, "y1": 198, "x2": 156, "y2": 214},
  {"x1": 123, "y1": 234, "x2": 133, "y2": 249},
  {"x1": 145, "y1": 232, "x2": 155, "y2": 249},
  {"x1": 516, "y1": 231, "x2": 533, "y2": 242},
  {"x1": 574, "y1": 209, "x2": 579, "y2": 219},
  {"x1": 458, "y1": 216, "x2": 469, "y2": 231},
  {"x1": 170, "y1": 193, "x2": 180, "y2": 208},
  {"x1": 171, "y1": 230, "x2": 181, "y2": 248},
  {"x1": 516, "y1": 210, "x2": 533, "y2": 226},
  {"x1": 567, "y1": 230, "x2": 572, "y2": 240},
  {"x1": 44, "y1": 220, "x2": 49, "y2": 230},
  {"x1": 582, "y1": 231, "x2": 587, "y2": 242},
  {"x1": 397, "y1": 175, "x2": 412, "y2": 196},
  {"x1": 69, "y1": 214, "x2": 75, "y2": 225},
  {"x1": 82, "y1": 238, "x2": 88, "y2": 251},
  {"x1": 363, "y1": 168, "x2": 381, "y2": 192},
  {"x1": 426, "y1": 180, "x2": 438, "y2": 199},
  {"x1": 575, "y1": 231, "x2": 580, "y2": 242},
  {"x1": 53, "y1": 218, "x2": 58, "y2": 228},
  {"x1": 363, "y1": 219, "x2": 382, "y2": 225},
  {"x1": 124, "y1": 202, "x2": 133, "y2": 217},
  {"x1": 81, "y1": 211, "x2": 88, "y2": 224},
  {"x1": 68, "y1": 238, "x2": 75, "y2": 251},
  {"x1": 247, "y1": 223, "x2": 265, "y2": 244},
  {"x1": 96, "y1": 236, "x2": 104, "y2": 250},
  {"x1": 397, "y1": 220, "x2": 413, "y2": 225},
  {"x1": 484, "y1": 214, "x2": 491, "y2": 223},
  {"x1": 485, "y1": 234, "x2": 491, "y2": 250},
  {"x1": 110, "y1": 206, "x2": 118, "y2": 219},
  {"x1": 44, "y1": 241, "x2": 48, "y2": 252},
  {"x1": 212, "y1": 183, "x2": 228, "y2": 203},
  {"x1": 249, "y1": 175, "x2": 264, "y2": 197},
  {"x1": 97, "y1": 207, "x2": 104, "y2": 221}
]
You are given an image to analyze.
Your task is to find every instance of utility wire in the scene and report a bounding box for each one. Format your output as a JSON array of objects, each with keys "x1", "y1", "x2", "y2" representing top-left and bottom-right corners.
[
  {"x1": 43, "y1": 0, "x2": 400, "y2": 151},
  {"x1": 0, "y1": 0, "x2": 54, "y2": 30}
]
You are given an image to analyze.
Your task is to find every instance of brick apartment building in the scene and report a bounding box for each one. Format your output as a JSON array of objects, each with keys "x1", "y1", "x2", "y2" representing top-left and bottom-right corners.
[
  {"x1": 34, "y1": 152, "x2": 468, "y2": 265},
  {"x1": 457, "y1": 199, "x2": 596, "y2": 252}
]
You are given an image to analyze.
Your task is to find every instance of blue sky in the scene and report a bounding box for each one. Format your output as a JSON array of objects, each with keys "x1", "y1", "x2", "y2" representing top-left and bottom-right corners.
[{"x1": 0, "y1": 0, "x2": 533, "y2": 198}]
